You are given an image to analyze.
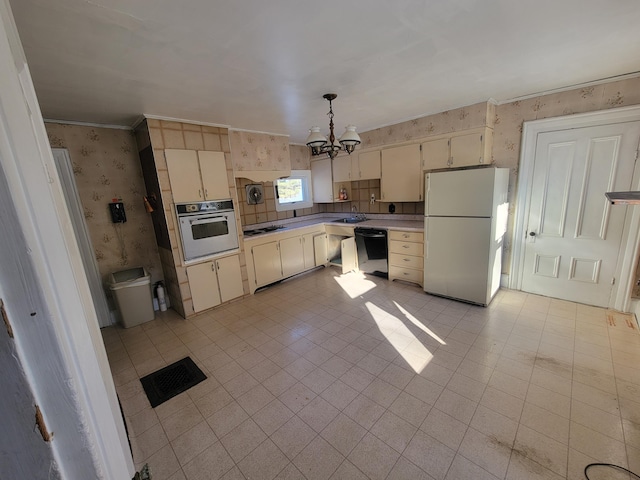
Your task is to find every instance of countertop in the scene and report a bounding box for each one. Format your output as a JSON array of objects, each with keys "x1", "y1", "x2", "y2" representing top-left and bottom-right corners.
[{"x1": 242, "y1": 214, "x2": 424, "y2": 240}]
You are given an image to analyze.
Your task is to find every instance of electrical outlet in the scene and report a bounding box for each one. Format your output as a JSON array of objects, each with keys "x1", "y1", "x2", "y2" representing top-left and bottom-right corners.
[{"x1": 370, "y1": 193, "x2": 375, "y2": 204}]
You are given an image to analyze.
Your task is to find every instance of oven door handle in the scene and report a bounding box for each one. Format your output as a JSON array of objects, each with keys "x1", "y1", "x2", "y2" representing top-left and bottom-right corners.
[{"x1": 189, "y1": 214, "x2": 228, "y2": 225}]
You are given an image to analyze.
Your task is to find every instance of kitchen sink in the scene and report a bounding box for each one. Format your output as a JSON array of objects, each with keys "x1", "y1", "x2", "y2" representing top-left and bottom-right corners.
[{"x1": 333, "y1": 217, "x2": 367, "y2": 224}]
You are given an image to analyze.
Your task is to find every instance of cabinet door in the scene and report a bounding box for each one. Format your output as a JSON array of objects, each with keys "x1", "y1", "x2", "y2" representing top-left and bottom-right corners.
[
  {"x1": 451, "y1": 132, "x2": 484, "y2": 167},
  {"x1": 252, "y1": 242, "x2": 282, "y2": 286},
  {"x1": 332, "y1": 156, "x2": 351, "y2": 182},
  {"x1": 311, "y1": 158, "x2": 333, "y2": 203},
  {"x1": 216, "y1": 255, "x2": 244, "y2": 302},
  {"x1": 198, "y1": 151, "x2": 230, "y2": 200},
  {"x1": 357, "y1": 150, "x2": 381, "y2": 180},
  {"x1": 165, "y1": 149, "x2": 203, "y2": 202},
  {"x1": 341, "y1": 237, "x2": 357, "y2": 274},
  {"x1": 313, "y1": 233, "x2": 328, "y2": 266},
  {"x1": 187, "y1": 262, "x2": 221, "y2": 312},
  {"x1": 422, "y1": 138, "x2": 450, "y2": 171},
  {"x1": 280, "y1": 236, "x2": 305, "y2": 277},
  {"x1": 302, "y1": 233, "x2": 316, "y2": 269},
  {"x1": 381, "y1": 144, "x2": 422, "y2": 202}
]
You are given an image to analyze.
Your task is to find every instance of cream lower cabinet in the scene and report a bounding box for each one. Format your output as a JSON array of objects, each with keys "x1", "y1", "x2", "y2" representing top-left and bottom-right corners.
[
  {"x1": 280, "y1": 236, "x2": 305, "y2": 277},
  {"x1": 388, "y1": 230, "x2": 424, "y2": 286},
  {"x1": 216, "y1": 255, "x2": 244, "y2": 302},
  {"x1": 252, "y1": 241, "x2": 282, "y2": 287},
  {"x1": 187, "y1": 254, "x2": 244, "y2": 313},
  {"x1": 313, "y1": 234, "x2": 328, "y2": 266},
  {"x1": 302, "y1": 233, "x2": 316, "y2": 269},
  {"x1": 246, "y1": 226, "x2": 325, "y2": 293},
  {"x1": 381, "y1": 144, "x2": 422, "y2": 202}
]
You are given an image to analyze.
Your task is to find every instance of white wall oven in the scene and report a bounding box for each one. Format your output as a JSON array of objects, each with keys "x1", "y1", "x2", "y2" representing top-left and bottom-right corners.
[{"x1": 176, "y1": 200, "x2": 239, "y2": 261}]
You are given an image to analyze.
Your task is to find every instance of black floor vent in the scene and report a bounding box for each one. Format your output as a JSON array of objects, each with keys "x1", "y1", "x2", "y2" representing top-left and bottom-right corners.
[{"x1": 140, "y1": 357, "x2": 206, "y2": 408}]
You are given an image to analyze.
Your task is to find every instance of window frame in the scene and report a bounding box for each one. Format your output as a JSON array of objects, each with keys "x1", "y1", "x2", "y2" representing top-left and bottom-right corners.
[{"x1": 273, "y1": 170, "x2": 313, "y2": 212}]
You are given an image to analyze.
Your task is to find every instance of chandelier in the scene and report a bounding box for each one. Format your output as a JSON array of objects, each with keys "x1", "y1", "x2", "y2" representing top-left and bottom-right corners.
[{"x1": 305, "y1": 93, "x2": 361, "y2": 160}]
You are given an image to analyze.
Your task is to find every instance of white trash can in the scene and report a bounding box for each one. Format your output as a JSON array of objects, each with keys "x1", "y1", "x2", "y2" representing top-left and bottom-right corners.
[{"x1": 109, "y1": 267, "x2": 155, "y2": 328}]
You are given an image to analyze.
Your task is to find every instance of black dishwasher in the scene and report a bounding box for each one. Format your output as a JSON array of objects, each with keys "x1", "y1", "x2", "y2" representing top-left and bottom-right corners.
[{"x1": 354, "y1": 228, "x2": 388, "y2": 278}]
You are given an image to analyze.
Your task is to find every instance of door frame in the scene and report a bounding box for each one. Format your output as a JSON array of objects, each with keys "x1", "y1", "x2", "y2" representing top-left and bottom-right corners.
[
  {"x1": 510, "y1": 105, "x2": 640, "y2": 311},
  {"x1": 51, "y1": 148, "x2": 113, "y2": 327}
]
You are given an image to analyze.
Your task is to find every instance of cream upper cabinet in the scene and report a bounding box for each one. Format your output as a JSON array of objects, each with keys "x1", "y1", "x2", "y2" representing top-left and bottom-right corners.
[
  {"x1": 215, "y1": 255, "x2": 244, "y2": 303},
  {"x1": 198, "y1": 151, "x2": 229, "y2": 200},
  {"x1": 381, "y1": 144, "x2": 422, "y2": 202},
  {"x1": 354, "y1": 150, "x2": 381, "y2": 180},
  {"x1": 311, "y1": 158, "x2": 333, "y2": 203},
  {"x1": 421, "y1": 138, "x2": 450, "y2": 171},
  {"x1": 280, "y1": 236, "x2": 305, "y2": 277},
  {"x1": 422, "y1": 128, "x2": 493, "y2": 171},
  {"x1": 165, "y1": 149, "x2": 202, "y2": 202},
  {"x1": 332, "y1": 156, "x2": 352, "y2": 183},
  {"x1": 187, "y1": 262, "x2": 221, "y2": 313},
  {"x1": 165, "y1": 149, "x2": 230, "y2": 203}
]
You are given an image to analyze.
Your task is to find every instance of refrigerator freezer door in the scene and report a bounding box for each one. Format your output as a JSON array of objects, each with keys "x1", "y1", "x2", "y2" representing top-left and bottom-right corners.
[
  {"x1": 425, "y1": 168, "x2": 497, "y2": 217},
  {"x1": 424, "y1": 216, "x2": 502, "y2": 305}
]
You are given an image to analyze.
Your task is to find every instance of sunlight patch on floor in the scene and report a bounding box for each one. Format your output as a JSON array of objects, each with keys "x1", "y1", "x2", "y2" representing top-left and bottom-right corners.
[
  {"x1": 333, "y1": 271, "x2": 377, "y2": 298},
  {"x1": 365, "y1": 301, "x2": 433, "y2": 373},
  {"x1": 393, "y1": 301, "x2": 446, "y2": 345}
]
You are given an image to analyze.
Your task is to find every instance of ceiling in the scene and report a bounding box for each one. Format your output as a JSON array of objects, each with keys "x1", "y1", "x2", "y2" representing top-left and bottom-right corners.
[{"x1": 9, "y1": 0, "x2": 640, "y2": 144}]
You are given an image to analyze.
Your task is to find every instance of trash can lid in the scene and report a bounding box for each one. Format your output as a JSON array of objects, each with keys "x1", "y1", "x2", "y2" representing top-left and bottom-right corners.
[{"x1": 110, "y1": 267, "x2": 147, "y2": 284}]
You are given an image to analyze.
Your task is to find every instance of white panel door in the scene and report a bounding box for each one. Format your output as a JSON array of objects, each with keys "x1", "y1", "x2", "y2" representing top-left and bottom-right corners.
[{"x1": 522, "y1": 122, "x2": 640, "y2": 306}]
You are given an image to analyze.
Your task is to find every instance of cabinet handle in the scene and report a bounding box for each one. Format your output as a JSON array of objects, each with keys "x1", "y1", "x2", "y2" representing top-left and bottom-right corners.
[
  {"x1": 205, "y1": 189, "x2": 209, "y2": 198},
  {"x1": 403, "y1": 233, "x2": 409, "y2": 238},
  {"x1": 198, "y1": 189, "x2": 203, "y2": 198},
  {"x1": 403, "y1": 245, "x2": 410, "y2": 249},
  {"x1": 403, "y1": 258, "x2": 410, "y2": 262},
  {"x1": 216, "y1": 261, "x2": 220, "y2": 270},
  {"x1": 211, "y1": 263, "x2": 215, "y2": 271}
]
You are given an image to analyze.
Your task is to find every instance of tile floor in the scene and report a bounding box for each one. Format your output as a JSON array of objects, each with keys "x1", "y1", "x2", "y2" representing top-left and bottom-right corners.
[{"x1": 103, "y1": 267, "x2": 640, "y2": 480}]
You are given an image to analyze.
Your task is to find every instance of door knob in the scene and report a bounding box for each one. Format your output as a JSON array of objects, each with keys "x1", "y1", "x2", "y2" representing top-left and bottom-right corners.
[{"x1": 529, "y1": 232, "x2": 536, "y2": 237}]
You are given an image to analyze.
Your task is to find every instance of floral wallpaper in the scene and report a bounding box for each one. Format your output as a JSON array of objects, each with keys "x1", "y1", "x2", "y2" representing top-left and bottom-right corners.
[
  {"x1": 359, "y1": 101, "x2": 492, "y2": 148},
  {"x1": 229, "y1": 130, "x2": 291, "y2": 172},
  {"x1": 492, "y1": 76, "x2": 640, "y2": 286},
  {"x1": 45, "y1": 123, "x2": 163, "y2": 290}
]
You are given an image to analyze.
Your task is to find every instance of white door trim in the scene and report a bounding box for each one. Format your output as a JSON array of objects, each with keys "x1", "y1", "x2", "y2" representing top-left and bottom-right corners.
[
  {"x1": 52, "y1": 148, "x2": 113, "y2": 327},
  {"x1": 510, "y1": 105, "x2": 640, "y2": 312},
  {"x1": 0, "y1": 1, "x2": 133, "y2": 478}
]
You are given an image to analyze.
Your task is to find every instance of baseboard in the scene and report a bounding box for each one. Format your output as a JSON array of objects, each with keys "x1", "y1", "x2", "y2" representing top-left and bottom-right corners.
[{"x1": 628, "y1": 299, "x2": 640, "y2": 321}]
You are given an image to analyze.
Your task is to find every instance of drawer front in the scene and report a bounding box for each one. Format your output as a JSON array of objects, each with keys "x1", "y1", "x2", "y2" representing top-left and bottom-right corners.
[
  {"x1": 389, "y1": 265, "x2": 423, "y2": 285},
  {"x1": 389, "y1": 230, "x2": 424, "y2": 243},
  {"x1": 389, "y1": 240, "x2": 423, "y2": 256},
  {"x1": 389, "y1": 253, "x2": 423, "y2": 270}
]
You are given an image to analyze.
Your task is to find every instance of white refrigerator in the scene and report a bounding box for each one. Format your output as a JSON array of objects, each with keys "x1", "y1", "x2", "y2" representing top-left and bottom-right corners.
[{"x1": 424, "y1": 167, "x2": 509, "y2": 306}]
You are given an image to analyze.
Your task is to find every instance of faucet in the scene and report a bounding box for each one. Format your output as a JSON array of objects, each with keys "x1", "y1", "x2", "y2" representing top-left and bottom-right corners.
[{"x1": 351, "y1": 204, "x2": 366, "y2": 221}]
